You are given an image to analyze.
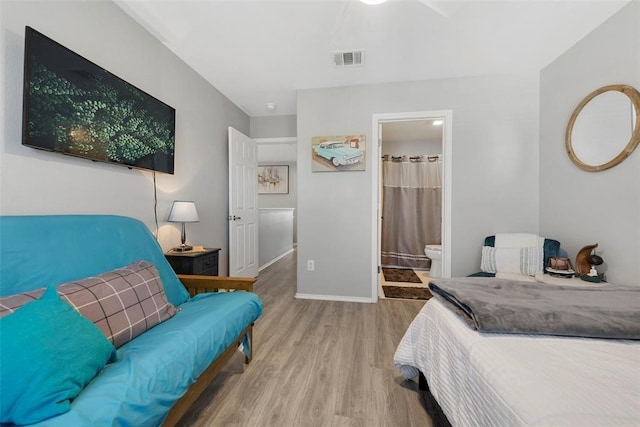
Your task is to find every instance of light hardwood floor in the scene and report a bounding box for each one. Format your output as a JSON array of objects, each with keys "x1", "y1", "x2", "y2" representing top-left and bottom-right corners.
[{"x1": 177, "y1": 251, "x2": 432, "y2": 427}]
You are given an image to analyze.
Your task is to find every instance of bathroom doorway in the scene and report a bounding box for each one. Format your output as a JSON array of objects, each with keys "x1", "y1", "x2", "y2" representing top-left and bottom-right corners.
[{"x1": 371, "y1": 111, "x2": 452, "y2": 301}]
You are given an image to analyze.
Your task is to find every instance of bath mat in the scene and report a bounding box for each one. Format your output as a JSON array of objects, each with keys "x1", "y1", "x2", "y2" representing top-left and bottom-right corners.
[
  {"x1": 382, "y1": 268, "x2": 422, "y2": 283},
  {"x1": 382, "y1": 285, "x2": 433, "y2": 301}
]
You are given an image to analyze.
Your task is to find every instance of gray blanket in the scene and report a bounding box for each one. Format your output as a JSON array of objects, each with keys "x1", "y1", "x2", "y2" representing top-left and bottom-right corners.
[{"x1": 428, "y1": 278, "x2": 640, "y2": 339}]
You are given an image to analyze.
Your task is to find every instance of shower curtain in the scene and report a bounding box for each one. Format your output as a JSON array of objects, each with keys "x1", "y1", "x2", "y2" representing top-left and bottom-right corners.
[{"x1": 381, "y1": 155, "x2": 442, "y2": 269}]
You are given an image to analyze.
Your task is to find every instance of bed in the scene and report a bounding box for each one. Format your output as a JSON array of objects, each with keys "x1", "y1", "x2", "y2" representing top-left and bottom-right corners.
[{"x1": 394, "y1": 278, "x2": 640, "y2": 427}]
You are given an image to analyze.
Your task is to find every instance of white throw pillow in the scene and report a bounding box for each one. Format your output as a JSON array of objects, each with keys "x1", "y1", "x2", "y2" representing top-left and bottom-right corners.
[
  {"x1": 480, "y1": 246, "x2": 498, "y2": 273},
  {"x1": 519, "y1": 246, "x2": 544, "y2": 276},
  {"x1": 480, "y1": 246, "x2": 543, "y2": 277}
]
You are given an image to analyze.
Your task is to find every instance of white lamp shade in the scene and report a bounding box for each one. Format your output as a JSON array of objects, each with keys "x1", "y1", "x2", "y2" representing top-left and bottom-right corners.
[{"x1": 167, "y1": 201, "x2": 199, "y2": 223}]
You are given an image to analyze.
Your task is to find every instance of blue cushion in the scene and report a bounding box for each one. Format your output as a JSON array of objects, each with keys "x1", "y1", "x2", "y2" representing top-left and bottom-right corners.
[
  {"x1": 22, "y1": 291, "x2": 263, "y2": 427},
  {"x1": 0, "y1": 286, "x2": 116, "y2": 424},
  {"x1": 0, "y1": 215, "x2": 190, "y2": 306}
]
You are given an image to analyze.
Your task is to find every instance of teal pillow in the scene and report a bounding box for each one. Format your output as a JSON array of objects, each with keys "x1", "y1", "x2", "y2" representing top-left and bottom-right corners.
[{"x1": 0, "y1": 286, "x2": 116, "y2": 424}]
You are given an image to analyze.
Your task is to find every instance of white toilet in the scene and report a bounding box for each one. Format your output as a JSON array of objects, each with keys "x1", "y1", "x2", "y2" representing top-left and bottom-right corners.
[{"x1": 425, "y1": 244, "x2": 442, "y2": 278}]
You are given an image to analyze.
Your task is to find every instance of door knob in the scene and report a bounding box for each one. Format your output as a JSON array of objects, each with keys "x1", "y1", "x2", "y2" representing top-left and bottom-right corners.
[{"x1": 228, "y1": 215, "x2": 242, "y2": 221}]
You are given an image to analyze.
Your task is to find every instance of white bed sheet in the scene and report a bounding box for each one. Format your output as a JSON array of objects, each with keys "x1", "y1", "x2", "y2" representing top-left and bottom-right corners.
[{"x1": 394, "y1": 298, "x2": 640, "y2": 426}]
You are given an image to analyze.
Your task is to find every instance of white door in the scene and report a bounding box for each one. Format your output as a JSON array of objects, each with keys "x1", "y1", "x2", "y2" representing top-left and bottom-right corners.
[{"x1": 228, "y1": 127, "x2": 259, "y2": 277}]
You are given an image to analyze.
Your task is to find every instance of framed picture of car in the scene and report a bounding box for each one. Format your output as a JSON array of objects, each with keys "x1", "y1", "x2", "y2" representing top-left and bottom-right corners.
[
  {"x1": 311, "y1": 135, "x2": 366, "y2": 172},
  {"x1": 258, "y1": 165, "x2": 289, "y2": 194}
]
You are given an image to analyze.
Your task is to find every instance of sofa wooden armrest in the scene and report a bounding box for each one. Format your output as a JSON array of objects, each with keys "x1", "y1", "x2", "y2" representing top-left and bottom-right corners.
[{"x1": 177, "y1": 274, "x2": 256, "y2": 297}]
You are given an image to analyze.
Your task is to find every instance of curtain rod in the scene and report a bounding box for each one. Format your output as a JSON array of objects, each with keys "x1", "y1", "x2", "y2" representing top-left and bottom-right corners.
[{"x1": 381, "y1": 154, "x2": 441, "y2": 162}]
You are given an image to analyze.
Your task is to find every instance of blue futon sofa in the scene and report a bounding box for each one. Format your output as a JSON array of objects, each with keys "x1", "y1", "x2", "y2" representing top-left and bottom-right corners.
[{"x1": 0, "y1": 215, "x2": 263, "y2": 426}]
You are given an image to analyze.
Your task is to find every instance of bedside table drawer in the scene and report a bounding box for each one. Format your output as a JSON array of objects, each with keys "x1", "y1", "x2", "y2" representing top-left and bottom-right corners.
[
  {"x1": 165, "y1": 248, "x2": 220, "y2": 276},
  {"x1": 194, "y1": 253, "x2": 218, "y2": 275}
]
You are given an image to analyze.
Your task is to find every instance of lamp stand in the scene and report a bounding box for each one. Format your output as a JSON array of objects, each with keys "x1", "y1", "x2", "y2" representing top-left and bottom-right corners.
[{"x1": 173, "y1": 222, "x2": 193, "y2": 252}]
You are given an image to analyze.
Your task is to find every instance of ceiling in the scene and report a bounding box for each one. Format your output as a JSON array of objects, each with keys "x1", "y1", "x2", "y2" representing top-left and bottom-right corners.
[
  {"x1": 383, "y1": 119, "x2": 443, "y2": 142},
  {"x1": 115, "y1": 0, "x2": 630, "y2": 117}
]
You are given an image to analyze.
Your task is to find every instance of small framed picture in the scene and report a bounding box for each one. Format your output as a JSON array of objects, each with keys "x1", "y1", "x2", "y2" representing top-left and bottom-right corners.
[{"x1": 258, "y1": 165, "x2": 289, "y2": 194}]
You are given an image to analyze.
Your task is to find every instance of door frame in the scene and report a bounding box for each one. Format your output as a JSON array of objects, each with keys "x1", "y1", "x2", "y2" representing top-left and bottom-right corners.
[{"x1": 371, "y1": 110, "x2": 453, "y2": 301}]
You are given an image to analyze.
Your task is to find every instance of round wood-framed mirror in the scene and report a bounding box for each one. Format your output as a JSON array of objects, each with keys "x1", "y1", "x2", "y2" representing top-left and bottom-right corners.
[{"x1": 565, "y1": 84, "x2": 640, "y2": 172}]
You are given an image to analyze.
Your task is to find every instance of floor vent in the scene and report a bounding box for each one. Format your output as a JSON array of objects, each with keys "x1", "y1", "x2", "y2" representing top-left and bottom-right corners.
[{"x1": 332, "y1": 49, "x2": 365, "y2": 67}]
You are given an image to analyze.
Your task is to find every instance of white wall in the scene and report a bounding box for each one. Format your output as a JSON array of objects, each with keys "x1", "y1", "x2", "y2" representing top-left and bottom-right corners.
[
  {"x1": 258, "y1": 208, "x2": 294, "y2": 267},
  {"x1": 257, "y1": 162, "x2": 297, "y2": 208},
  {"x1": 540, "y1": 1, "x2": 640, "y2": 285},
  {"x1": 297, "y1": 73, "x2": 540, "y2": 299},
  {"x1": 258, "y1": 161, "x2": 297, "y2": 243},
  {"x1": 0, "y1": 0, "x2": 249, "y2": 275},
  {"x1": 252, "y1": 115, "x2": 298, "y2": 244},
  {"x1": 382, "y1": 139, "x2": 441, "y2": 157}
]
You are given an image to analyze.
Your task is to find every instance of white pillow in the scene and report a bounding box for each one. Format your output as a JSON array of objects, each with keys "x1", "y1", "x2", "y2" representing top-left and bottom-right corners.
[
  {"x1": 481, "y1": 246, "x2": 543, "y2": 277},
  {"x1": 519, "y1": 246, "x2": 544, "y2": 276},
  {"x1": 480, "y1": 246, "x2": 498, "y2": 273}
]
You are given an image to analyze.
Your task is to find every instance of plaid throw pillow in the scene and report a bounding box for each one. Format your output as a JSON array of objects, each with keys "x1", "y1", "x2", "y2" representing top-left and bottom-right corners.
[
  {"x1": 0, "y1": 261, "x2": 177, "y2": 348},
  {"x1": 0, "y1": 290, "x2": 44, "y2": 317}
]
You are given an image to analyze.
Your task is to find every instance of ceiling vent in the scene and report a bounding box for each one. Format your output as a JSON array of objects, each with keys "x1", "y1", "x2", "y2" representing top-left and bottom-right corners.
[{"x1": 332, "y1": 49, "x2": 365, "y2": 67}]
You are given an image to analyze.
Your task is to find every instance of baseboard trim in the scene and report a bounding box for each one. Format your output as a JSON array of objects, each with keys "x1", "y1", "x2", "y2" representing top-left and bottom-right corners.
[
  {"x1": 259, "y1": 248, "x2": 294, "y2": 272},
  {"x1": 295, "y1": 293, "x2": 375, "y2": 304}
]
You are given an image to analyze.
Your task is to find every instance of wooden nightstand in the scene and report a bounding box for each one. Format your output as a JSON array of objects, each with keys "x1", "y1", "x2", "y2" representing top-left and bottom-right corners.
[{"x1": 165, "y1": 248, "x2": 220, "y2": 276}]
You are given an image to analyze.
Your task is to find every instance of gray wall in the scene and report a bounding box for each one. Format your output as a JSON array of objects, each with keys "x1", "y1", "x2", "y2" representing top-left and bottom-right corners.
[
  {"x1": 297, "y1": 73, "x2": 540, "y2": 299},
  {"x1": 0, "y1": 0, "x2": 249, "y2": 275},
  {"x1": 250, "y1": 115, "x2": 297, "y2": 138},
  {"x1": 540, "y1": 1, "x2": 640, "y2": 285}
]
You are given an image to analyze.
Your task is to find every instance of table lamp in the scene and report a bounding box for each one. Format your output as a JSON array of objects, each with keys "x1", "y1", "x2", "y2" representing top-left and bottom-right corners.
[{"x1": 167, "y1": 201, "x2": 199, "y2": 252}]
